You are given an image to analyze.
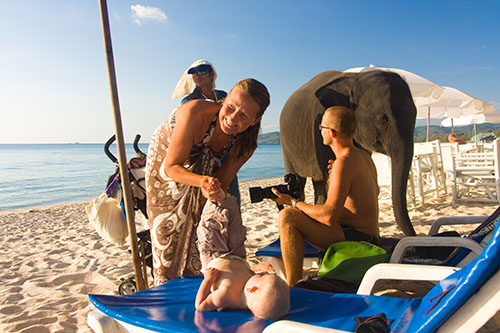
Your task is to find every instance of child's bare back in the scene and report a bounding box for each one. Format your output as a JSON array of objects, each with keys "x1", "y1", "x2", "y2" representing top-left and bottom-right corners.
[{"x1": 205, "y1": 256, "x2": 254, "y2": 309}]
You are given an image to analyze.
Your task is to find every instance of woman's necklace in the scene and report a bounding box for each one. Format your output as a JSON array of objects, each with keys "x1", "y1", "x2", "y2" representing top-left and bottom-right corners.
[{"x1": 202, "y1": 90, "x2": 218, "y2": 102}]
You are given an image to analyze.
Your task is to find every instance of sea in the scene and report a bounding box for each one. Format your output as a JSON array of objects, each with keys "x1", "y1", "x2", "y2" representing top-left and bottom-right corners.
[{"x1": 0, "y1": 143, "x2": 285, "y2": 212}]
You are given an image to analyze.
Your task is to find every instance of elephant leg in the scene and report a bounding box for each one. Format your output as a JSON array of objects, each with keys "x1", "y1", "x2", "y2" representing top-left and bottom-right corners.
[{"x1": 312, "y1": 178, "x2": 327, "y2": 204}]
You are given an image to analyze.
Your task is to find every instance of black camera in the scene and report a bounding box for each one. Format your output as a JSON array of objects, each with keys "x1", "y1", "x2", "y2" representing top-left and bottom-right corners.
[{"x1": 249, "y1": 173, "x2": 301, "y2": 203}]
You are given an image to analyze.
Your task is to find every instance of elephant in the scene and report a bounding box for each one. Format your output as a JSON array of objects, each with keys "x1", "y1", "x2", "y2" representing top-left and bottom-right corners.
[{"x1": 280, "y1": 70, "x2": 417, "y2": 236}]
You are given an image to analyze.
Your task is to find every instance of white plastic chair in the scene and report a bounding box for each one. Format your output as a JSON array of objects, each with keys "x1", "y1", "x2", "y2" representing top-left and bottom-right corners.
[
  {"x1": 450, "y1": 138, "x2": 500, "y2": 204},
  {"x1": 408, "y1": 140, "x2": 447, "y2": 205}
]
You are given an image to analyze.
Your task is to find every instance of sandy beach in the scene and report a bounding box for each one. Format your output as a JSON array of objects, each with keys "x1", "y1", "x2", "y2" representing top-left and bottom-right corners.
[{"x1": 1, "y1": 156, "x2": 499, "y2": 332}]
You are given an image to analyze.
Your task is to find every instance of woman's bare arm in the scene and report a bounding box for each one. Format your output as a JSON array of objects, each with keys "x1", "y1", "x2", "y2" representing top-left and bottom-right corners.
[{"x1": 162, "y1": 101, "x2": 220, "y2": 192}]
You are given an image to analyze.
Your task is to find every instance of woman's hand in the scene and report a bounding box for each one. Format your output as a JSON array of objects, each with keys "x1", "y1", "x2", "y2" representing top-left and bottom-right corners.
[{"x1": 200, "y1": 176, "x2": 225, "y2": 202}]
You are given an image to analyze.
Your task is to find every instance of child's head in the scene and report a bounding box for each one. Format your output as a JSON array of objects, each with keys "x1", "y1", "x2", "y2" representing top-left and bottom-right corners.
[{"x1": 244, "y1": 273, "x2": 290, "y2": 319}]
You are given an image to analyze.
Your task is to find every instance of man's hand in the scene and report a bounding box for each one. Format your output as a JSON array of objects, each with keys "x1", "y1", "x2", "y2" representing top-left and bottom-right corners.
[{"x1": 271, "y1": 187, "x2": 293, "y2": 206}]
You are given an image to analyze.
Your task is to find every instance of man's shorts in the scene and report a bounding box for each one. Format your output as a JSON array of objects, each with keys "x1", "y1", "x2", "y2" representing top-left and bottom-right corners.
[{"x1": 342, "y1": 226, "x2": 380, "y2": 246}]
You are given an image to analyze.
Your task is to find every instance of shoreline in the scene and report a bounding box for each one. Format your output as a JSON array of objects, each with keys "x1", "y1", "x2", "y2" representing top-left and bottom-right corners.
[
  {"x1": 0, "y1": 178, "x2": 286, "y2": 215},
  {"x1": 1, "y1": 178, "x2": 499, "y2": 331}
]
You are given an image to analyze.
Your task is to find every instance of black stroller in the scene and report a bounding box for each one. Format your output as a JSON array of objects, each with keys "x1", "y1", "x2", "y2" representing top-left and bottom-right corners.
[{"x1": 104, "y1": 134, "x2": 153, "y2": 294}]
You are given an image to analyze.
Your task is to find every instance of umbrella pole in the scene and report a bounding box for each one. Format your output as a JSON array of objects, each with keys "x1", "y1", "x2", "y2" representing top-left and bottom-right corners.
[
  {"x1": 98, "y1": 0, "x2": 148, "y2": 291},
  {"x1": 451, "y1": 119, "x2": 454, "y2": 134},
  {"x1": 427, "y1": 106, "x2": 430, "y2": 141},
  {"x1": 474, "y1": 123, "x2": 477, "y2": 144}
]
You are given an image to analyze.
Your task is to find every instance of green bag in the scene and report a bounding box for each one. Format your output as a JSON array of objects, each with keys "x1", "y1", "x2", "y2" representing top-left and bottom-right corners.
[{"x1": 317, "y1": 241, "x2": 391, "y2": 285}]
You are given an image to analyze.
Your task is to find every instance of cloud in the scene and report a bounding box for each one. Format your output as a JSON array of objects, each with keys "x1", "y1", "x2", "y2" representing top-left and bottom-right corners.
[
  {"x1": 469, "y1": 45, "x2": 488, "y2": 53},
  {"x1": 131, "y1": 4, "x2": 167, "y2": 25}
]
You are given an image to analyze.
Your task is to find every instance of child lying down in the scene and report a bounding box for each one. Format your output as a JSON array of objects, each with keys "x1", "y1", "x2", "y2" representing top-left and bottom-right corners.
[{"x1": 195, "y1": 180, "x2": 289, "y2": 319}]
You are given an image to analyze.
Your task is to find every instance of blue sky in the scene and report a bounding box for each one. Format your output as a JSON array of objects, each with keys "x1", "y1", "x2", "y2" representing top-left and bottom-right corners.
[{"x1": 1, "y1": 0, "x2": 499, "y2": 143}]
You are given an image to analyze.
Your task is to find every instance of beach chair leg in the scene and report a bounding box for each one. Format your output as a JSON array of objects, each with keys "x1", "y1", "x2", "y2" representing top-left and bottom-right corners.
[
  {"x1": 260, "y1": 256, "x2": 287, "y2": 281},
  {"x1": 87, "y1": 310, "x2": 121, "y2": 333},
  {"x1": 494, "y1": 310, "x2": 500, "y2": 330},
  {"x1": 259, "y1": 256, "x2": 320, "y2": 282}
]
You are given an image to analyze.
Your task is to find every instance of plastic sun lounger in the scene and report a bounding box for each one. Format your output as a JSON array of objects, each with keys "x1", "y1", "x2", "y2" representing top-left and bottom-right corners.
[
  {"x1": 88, "y1": 211, "x2": 500, "y2": 332},
  {"x1": 390, "y1": 205, "x2": 499, "y2": 267}
]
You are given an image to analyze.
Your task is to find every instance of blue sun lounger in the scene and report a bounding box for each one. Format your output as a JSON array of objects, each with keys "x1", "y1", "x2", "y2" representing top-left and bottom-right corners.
[{"x1": 88, "y1": 211, "x2": 500, "y2": 332}]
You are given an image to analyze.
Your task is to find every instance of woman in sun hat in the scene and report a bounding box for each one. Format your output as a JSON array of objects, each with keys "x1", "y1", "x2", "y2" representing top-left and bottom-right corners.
[
  {"x1": 172, "y1": 60, "x2": 241, "y2": 207},
  {"x1": 171, "y1": 60, "x2": 227, "y2": 104}
]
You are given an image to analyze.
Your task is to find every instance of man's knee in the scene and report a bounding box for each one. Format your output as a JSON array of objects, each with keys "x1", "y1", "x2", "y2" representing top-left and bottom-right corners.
[{"x1": 278, "y1": 207, "x2": 303, "y2": 231}]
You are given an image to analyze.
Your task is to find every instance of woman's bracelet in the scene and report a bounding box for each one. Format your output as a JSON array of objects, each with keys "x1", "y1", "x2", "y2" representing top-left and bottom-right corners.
[{"x1": 291, "y1": 199, "x2": 300, "y2": 209}]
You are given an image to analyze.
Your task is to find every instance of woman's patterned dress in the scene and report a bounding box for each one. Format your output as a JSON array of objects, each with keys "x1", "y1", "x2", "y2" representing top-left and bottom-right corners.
[{"x1": 146, "y1": 109, "x2": 234, "y2": 285}]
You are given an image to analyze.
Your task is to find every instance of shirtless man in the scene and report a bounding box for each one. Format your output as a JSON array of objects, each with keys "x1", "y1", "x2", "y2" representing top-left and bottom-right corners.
[{"x1": 272, "y1": 106, "x2": 380, "y2": 286}]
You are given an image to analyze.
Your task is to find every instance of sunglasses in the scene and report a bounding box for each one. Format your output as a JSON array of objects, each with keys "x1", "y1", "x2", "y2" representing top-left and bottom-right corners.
[{"x1": 191, "y1": 70, "x2": 210, "y2": 76}]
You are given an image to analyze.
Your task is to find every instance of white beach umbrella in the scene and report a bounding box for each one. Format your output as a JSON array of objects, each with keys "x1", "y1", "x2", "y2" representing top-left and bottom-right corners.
[
  {"x1": 441, "y1": 111, "x2": 500, "y2": 143},
  {"x1": 441, "y1": 112, "x2": 500, "y2": 127},
  {"x1": 433, "y1": 87, "x2": 496, "y2": 133},
  {"x1": 430, "y1": 86, "x2": 495, "y2": 117}
]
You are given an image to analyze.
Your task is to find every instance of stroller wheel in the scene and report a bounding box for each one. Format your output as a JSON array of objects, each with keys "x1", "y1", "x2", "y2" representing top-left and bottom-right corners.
[{"x1": 118, "y1": 277, "x2": 137, "y2": 295}]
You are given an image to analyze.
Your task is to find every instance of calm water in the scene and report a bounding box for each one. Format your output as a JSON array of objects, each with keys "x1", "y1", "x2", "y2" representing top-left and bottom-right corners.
[{"x1": 0, "y1": 143, "x2": 285, "y2": 211}]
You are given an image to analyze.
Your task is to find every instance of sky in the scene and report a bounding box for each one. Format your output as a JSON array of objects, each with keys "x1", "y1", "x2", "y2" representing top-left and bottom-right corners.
[{"x1": 1, "y1": 0, "x2": 499, "y2": 143}]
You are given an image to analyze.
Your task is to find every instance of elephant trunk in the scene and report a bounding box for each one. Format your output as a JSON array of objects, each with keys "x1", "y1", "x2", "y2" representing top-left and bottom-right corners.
[{"x1": 390, "y1": 148, "x2": 416, "y2": 236}]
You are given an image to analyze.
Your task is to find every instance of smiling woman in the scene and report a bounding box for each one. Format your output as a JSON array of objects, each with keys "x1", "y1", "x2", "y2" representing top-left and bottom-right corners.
[{"x1": 145, "y1": 78, "x2": 270, "y2": 285}]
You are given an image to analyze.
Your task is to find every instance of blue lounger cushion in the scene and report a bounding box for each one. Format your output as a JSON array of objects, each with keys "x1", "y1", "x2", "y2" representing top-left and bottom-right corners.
[
  {"x1": 89, "y1": 276, "x2": 411, "y2": 332},
  {"x1": 255, "y1": 238, "x2": 322, "y2": 258}
]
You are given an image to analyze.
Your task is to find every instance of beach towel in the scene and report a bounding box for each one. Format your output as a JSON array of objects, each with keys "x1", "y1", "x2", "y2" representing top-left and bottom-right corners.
[{"x1": 317, "y1": 241, "x2": 390, "y2": 285}]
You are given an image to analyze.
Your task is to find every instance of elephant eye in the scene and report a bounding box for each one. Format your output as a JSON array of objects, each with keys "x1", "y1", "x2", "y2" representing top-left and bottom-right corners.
[{"x1": 376, "y1": 113, "x2": 389, "y2": 124}]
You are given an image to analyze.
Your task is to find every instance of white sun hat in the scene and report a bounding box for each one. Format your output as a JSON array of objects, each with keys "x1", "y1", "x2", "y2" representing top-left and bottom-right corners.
[{"x1": 171, "y1": 59, "x2": 218, "y2": 99}]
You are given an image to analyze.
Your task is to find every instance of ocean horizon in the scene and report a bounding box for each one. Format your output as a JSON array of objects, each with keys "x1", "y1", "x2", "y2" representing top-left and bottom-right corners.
[{"x1": 0, "y1": 143, "x2": 285, "y2": 212}]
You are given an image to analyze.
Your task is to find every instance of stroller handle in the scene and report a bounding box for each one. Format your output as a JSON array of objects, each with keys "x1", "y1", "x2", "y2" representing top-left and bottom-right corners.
[
  {"x1": 104, "y1": 135, "x2": 118, "y2": 164},
  {"x1": 104, "y1": 134, "x2": 146, "y2": 164},
  {"x1": 133, "y1": 134, "x2": 147, "y2": 158}
]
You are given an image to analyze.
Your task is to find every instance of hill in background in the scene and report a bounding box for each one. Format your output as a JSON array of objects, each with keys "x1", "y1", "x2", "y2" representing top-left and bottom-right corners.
[
  {"x1": 259, "y1": 122, "x2": 500, "y2": 144},
  {"x1": 258, "y1": 131, "x2": 280, "y2": 144}
]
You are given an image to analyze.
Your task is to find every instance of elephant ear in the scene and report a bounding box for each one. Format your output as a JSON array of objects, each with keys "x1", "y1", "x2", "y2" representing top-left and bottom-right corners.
[
  {"x1": 313, "y1": 74, "x2": 357, "y2": 177},
  {"x1": 314, "y1": 74, "x2": 357, "y2": 110},
  {"x1": 313, "y1": 73, "x2": 366, "y2": 154}
]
